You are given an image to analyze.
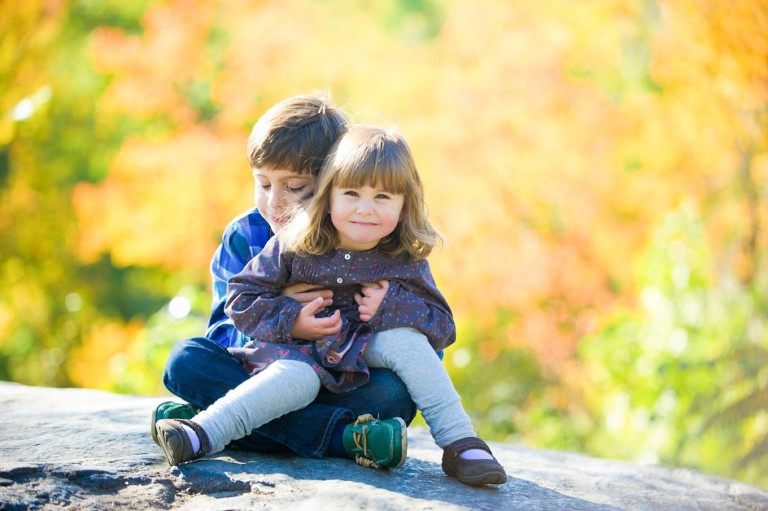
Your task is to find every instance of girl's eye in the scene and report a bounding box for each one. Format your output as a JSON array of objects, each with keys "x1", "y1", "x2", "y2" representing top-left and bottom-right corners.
[
  {"x1": 258, "y1": 183, "x2": 271, "y2": 190},
  {"x1": 287, "y1": 185, "x2": 307, "y2": 193},
  {"x1": 376, "y1": 194, "x2": 390, "y2": 200},
  {"x1": 344, "y1": 190, "x2": 359, "y2": 197}
]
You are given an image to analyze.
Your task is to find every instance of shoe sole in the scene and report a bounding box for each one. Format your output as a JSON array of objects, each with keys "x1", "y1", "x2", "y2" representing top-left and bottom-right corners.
[
  {"x1": 443, "y1": 454, "x2": 508, "y2": 485},
  {"x1": 150, "y1": 402, "x2": 165, "y2": 446},
  {"x1": 155, "y1": 420, "x2": 184, "y2": 466},
  {"x1": 459, "y1": 473, "x2": 507, "y2": 486},
  {"x1": 392, "y1": 416, "x2": 407, "y2": 469},
  {"x1": 457, "y1": 470, "x2": 508, "y2": 486}
]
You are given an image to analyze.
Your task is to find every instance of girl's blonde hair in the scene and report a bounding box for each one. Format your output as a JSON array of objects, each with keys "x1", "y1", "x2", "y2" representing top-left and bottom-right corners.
[{"x1": 281, "y1": 124, "x2": 440, "y2": 260}]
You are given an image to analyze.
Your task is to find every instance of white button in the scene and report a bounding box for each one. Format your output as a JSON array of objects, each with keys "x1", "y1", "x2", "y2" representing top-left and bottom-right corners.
[
  {"x1": 336, "y1": 277, "x2": 343, "y2": 284},
  {"x1": 344, "y1": 253, "x2": 351, "y2": 260}
]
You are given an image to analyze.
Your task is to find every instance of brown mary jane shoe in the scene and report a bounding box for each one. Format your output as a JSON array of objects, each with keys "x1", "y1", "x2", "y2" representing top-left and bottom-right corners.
[{"x1": 442, "y1": 437, "x2": 507, "y2": 486}]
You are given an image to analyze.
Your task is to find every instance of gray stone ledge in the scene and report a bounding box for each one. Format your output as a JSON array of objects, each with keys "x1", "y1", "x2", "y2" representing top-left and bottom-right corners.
[{"x1": 1, "y1": 381, "x2": 766, "y2": 510}]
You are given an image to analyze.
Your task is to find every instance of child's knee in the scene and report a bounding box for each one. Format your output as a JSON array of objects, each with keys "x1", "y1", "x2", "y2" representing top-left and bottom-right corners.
[
  {"x1": 366, "y1": 328, "x2": 437, "y2": 371},
  {"x1": 374, "y1": 327, "x2": 431, "y2": 351},
  {"x1": 270, "y1": 359, "x2": 321, "y2": 401}
]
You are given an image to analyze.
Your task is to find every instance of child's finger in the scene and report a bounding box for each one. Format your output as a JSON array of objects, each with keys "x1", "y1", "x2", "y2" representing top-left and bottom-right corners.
[
  {"x1": 318, "y1": 310, "x2": 342, "y2": 335},
  {"x1": 300, "y1": 296, "x2": 326, "y2": 316}
]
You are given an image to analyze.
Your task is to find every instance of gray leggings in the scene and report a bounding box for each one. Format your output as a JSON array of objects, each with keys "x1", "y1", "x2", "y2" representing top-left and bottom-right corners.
[{"x1": 195, "y1": 327, "x2": 475, "y2": 452}]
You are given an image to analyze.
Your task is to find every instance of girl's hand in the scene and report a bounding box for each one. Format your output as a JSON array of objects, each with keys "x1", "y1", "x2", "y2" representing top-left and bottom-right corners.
[
  {"x1": 355, "y1": 280, "x2": 389, "y2": 322},
  {"x1": 282, "y1": 282, "x2": 333, "y2": 307},
  {"x1": 290, "y1": 297, "x2": 342, "y2": 341}
]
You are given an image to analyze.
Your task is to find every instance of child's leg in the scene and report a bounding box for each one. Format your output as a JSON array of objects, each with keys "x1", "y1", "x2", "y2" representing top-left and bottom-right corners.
[
  {"x1": 363, "y1": 328, "x2": 507, "y2": 486},
  {"x1": 161, "y1": 336, "x2": 416, "y2": 459},
  {"x1": 194, "y1": 359, "x2": 321, "y2": 453},
  {"x1": 363, "y1": 328, "x2": 475, "y2": 448}
]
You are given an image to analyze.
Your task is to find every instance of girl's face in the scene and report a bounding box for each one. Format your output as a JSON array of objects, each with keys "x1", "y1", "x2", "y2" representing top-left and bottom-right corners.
[
  {"x1": 253, "y1": 167, "x2": 312, "y2": 233},
  {"x1": 329, "y1": 183, "x2": 404, "y2": 251}
]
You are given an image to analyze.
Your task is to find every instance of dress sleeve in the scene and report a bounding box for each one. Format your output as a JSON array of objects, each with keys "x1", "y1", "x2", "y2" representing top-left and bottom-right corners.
[
  {"x1": 224, "y1": 237, "x2": 304, "y2": 343},
  {"x1": 205, "y1": 213, "x2": 271, "y2": 347},
  {"x1": 367, "y1": 260, "x2": 456, "y2": 351}
]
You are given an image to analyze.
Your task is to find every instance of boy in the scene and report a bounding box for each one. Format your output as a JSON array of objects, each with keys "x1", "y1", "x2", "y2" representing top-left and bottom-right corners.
[{"x1": 153, "y1": 93, "x2": 415, "y2": 468}]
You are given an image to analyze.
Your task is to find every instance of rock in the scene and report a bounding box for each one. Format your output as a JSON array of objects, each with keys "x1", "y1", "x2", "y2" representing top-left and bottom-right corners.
[{"x1": 0, "y1": 381, "x2": 766, "y2": 510}]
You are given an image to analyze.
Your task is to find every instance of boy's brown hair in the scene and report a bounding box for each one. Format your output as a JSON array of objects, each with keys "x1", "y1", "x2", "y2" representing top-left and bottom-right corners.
[{"x1": 247, "y1": 92, "x2": 349, "y2": 176}]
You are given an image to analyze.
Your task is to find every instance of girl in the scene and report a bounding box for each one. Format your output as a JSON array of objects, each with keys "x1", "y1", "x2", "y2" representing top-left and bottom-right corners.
[{"x1": 155, "y1": 125, "x2": 507, "y2": 486}]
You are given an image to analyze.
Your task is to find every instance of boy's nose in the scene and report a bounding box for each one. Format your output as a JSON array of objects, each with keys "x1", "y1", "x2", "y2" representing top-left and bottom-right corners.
[{"x1": 268, "y1": 189, "x2": 284, "y2": 208}]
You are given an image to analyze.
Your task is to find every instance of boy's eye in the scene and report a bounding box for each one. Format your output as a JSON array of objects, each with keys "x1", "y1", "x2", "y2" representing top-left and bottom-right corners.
[{"x1": 258, "y1": 183, "x2": 271, "y2": 190}]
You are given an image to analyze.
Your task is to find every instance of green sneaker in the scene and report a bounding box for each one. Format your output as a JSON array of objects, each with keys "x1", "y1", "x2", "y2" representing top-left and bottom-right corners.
[
  {"x1": 150, "y1": 401, "x2": 198, "y2": 445},
  {"x1": 342, "y1": 414, "x2": 407, "y2": 469}
]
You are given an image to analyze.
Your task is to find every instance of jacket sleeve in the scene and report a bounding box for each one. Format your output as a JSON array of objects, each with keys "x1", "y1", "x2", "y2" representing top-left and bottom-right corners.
[
  {"x1": 367, "y1": 260, "x2": 456, "y2": 351},
  {"x1": 224, "y1": 237, "x2": 304, "y2": 343}
]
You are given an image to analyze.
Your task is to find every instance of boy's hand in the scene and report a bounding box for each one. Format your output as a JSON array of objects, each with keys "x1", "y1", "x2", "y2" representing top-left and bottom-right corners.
[
  {"x1": 290, "y1": 297, "x2": 342, "y2": 340},
  {"x1": 355, "y1": 280, "x2": 389, "y2": 322},
  {"x1": 282, "y1": 282, "x2": 333, "y2": 307}
]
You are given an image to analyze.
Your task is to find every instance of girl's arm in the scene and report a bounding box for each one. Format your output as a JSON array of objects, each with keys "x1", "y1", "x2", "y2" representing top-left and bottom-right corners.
[
  {"x1": 367, "y1": 261, "x2": 457, "y2": 351},
  {"x1": 224, "y1": 238, "x2": 305, "y2": 343},
  {"x1": 206, "y1": 210, "x2": 272, "y2": 348}
]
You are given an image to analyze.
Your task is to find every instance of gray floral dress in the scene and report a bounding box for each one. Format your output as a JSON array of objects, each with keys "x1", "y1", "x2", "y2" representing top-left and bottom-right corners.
[{"x1": 225, "y1": 237, "x2": 456, "y2": 393}]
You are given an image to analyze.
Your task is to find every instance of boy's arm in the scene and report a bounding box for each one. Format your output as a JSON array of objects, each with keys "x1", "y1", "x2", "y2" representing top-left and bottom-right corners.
[
  {"x1": 205, "y1": 211, "x2": 272, "y2": 348},
  {"x1": 224, "y1": 238, "x2": 304, "y2": 343},
  {"x1": 367, "y1": 261, "x2": 457, "y2": 352}
]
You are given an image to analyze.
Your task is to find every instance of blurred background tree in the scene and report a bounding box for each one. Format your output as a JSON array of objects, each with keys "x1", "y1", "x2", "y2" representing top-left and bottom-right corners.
[{"x1": 1, "y1": 0, "x2": 766, "y2": 488}]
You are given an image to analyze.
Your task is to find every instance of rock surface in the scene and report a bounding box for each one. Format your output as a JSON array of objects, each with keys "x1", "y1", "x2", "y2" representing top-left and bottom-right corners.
[{"x1": 1, "y1": 381, "x2": 767, "y2": 510}]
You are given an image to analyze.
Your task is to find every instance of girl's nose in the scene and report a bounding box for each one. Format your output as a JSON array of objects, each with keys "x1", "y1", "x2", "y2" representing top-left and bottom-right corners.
[{"x1": 356, "y1": 199, "x2": 373, "y2": 214}]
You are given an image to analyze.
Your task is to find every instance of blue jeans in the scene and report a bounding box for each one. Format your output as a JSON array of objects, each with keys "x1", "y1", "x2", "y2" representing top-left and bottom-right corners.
[{"x1": 162, "y1": 336, "x2": 418, "y2": 458}]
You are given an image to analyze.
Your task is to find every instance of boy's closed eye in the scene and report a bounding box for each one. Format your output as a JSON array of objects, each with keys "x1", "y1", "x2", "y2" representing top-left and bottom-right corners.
[{"x1": 258, "y1": 183, "x2": 307, "y2": 192}]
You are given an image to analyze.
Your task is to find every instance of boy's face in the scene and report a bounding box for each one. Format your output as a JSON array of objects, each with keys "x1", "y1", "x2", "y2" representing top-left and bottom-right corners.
[{"x1": 253, "y1": 167, "x2": 313, "y2": 233}]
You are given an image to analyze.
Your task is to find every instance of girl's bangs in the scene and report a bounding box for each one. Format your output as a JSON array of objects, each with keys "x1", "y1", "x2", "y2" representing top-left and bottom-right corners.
[{"x1": 332, "y1": 151, "x2": 410, "y2": 194}]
